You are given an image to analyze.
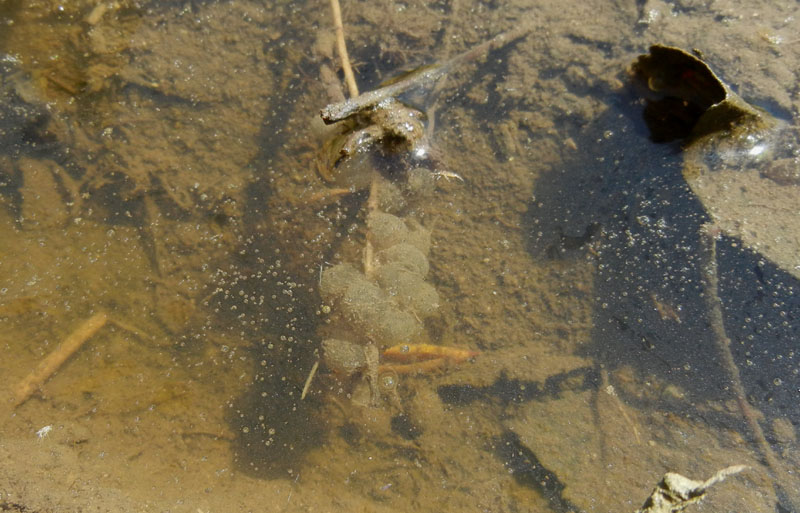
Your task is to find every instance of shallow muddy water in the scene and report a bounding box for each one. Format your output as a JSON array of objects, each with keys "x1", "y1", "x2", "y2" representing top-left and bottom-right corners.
[{"x1": 1, "y1": 0, "x2": 799, "y2": 512}]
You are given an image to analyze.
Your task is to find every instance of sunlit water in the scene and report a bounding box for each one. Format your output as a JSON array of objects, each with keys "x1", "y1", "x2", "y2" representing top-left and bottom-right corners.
[{"x1": 1, "y1": 1, "x2": 798, "y2": 512}]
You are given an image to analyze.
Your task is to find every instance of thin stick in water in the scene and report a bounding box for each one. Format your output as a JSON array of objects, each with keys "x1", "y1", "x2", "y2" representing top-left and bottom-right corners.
[
  {"x1": 12, "y1": 311, "x2": 108, "y2": 408},
  {"x1": 320, "y1": 26, "x2": 531, "y2": 124},
  {"x1": 329, "y1": 0, "x2": 359, "y2": 98},
  {"x1": 698, "y1": 224, "x2": 799, "y2": 511},
  {"x1": 301, "y1": 360, "x2": 320, "y2": 400}
]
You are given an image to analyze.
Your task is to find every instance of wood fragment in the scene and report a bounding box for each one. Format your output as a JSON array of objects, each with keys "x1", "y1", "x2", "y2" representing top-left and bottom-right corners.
[
  {"x1": 698, "y1": 224, "x2": 800, "y2": 511},
  {"x1": 364, "y1": 342, "x2": 381, "y2": 405},
  {"x1": 325, "y1": 0, "x2": 381, "y2": 279},
  {"x1": 601, "y1": 369, "x2": 641, "y2": 444},
  {"x1": 110, "y1": 317, "x2": 155, "y2": 342},
  {"x1": 307, "y1": 187, "x2": 352, "y2": 202},
  {"x1": 301, "y1": 360, "x2": 320, "y2": 400},
  {"x1": 363, "y1": 178, "x2": 379, "y2": 278},
  {"x1": 329, "y1": 0, "x2": 359, "y2": 98},
  {"x1": 320, "y1": 26, "x2": 531, "y2": 124},
  {"x1": 12, "y1": 312, "x2": 108, "y2": 408}
]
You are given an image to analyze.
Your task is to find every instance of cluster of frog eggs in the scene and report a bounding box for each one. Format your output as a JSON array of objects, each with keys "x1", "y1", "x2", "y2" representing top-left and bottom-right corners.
[{"x1": 320, "y1": 207, "x2": 439, "y2": 346}]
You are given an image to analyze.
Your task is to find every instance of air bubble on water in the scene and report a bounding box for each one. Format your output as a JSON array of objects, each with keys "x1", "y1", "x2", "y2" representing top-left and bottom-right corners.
[{"x1": 379, "y1": 371, "x2": 398, "y2": 391}]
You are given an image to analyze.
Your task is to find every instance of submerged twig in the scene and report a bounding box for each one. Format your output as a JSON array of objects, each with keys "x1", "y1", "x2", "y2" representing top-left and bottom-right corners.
[
  {"x1": 363, "y1": 178, "x2": 379, "y2": 277},
  {"x1": 325, "y1": 0, "x2": 381, "y2": 276},
  {"x1": 600, "y1": 369, "x2": 641, "y2": 445},
  {"x1": 698, "y1": 224, "x2": 800, "y2": 511},
  {"x1": 301, "y1": 360, "x2": 320, "y2": 400},
  {"x1": 12, "y1": 312, "x2": 108, "y2": 407},
  {"x1": 329, "y1": 0, "x2": 359, "y2": 98},
  {"x1": 320, "y1": 25, "x2": 531, "y2": 124}
]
